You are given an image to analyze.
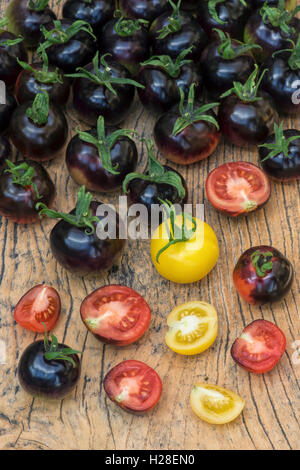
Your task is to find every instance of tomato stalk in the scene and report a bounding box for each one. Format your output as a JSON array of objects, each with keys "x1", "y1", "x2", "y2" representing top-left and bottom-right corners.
[
  {"x1": 273, "y1": 36, "x2": 300, "y2": 70},
  {"x1": 250, "y1": 250, "x2": 273, "y2": 277},
  {"x1": 220, "y1": 64, "x2": 267, "y2": 102},
  {"x1": 26, "y1": 89, "x2": 50, "y2": 125},
  {"x1": 214, "y1": 29, "x2": 261, "y2": 60},
  {"x1": 114, "y1": 11, "x2": 148, "y2": 37},
  {"x1": 259, "y1": 122, "x2": 300, "y2": 161},
  {"x1": 17, "y1": 50, "x2": 63, "y2": 84},
  {"x1": 0, "y1": 17, "x2": 24, "y2": 46},
  {"x1": 5, "y1": 160, "x2": 41, "y2": 198},
  {"x1": 260, "y1": 0, "x2": 300, "y2": 35},
  {"x1": 157, "y1": 0, "x2": 183, "y2": 39},
  {"x1": 43, "y1": 323, "x2": 81, "y2": 368},
  {"x1": 140, "y1": 47, "x2": 193, "y2": 78},
  {"x1": 208, "y1": 0, "x2": 247, "y2": 25},
  {"x1": 27, "y1": 0, "x2": 51, "y2": 11}
]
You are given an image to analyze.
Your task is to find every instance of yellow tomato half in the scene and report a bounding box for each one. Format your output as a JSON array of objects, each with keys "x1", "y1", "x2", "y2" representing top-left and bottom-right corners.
[
  {"x1": 150, "y1": 216, "x2": 219, "y2": 284},
  {"x1": 190, "y1": 384, "x2": 245, "y2": 425},
  {"x1": 165, "y1": 301, "x2": 218, "y2": 355}
]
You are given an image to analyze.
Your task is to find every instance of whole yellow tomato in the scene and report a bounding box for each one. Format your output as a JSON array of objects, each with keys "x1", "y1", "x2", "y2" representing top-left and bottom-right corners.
[{"x1": 150, "y1": 215, "x2": 219, "y2": 283}]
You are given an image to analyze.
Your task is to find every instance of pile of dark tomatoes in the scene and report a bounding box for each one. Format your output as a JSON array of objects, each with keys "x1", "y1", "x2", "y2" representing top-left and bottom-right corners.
[{"x1": 0, "y1": 0, "x2": 298, "y2": 418}]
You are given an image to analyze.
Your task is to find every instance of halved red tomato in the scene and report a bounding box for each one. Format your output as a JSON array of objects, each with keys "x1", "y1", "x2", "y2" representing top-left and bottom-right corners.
[
  {"x1": 80, "y1": 285, "x2": 151, "y2": 346},
  {"x1": 231, "y1": 320, "x2": 286, "y2": 374},
  {"x1": 205, "y1": 162, "x2": 271, "y2": 217},
  {"x1": 104, "y1": 360, "x2": 162, "y2": 413},
  {"x1": 14, "y1": 284, "x2": 61, "y2": 332}
]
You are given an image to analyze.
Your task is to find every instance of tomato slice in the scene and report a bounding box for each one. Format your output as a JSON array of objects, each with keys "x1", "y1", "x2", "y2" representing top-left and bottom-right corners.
[
  {"x1": 205, "y1": 161, "x2": 271, "y2": 216},
  {"x1": 80, "y1": 285, "x2": 151, "y2": 346},
  {"x1": 14, "y1": 284, "x2": 61, "y2": 332},
  {"x1": 165, "y1": 301, "x2": 218, "y2": 355},
  {"x1": 190, "y1": 384, "x2": 245, "y2": 425},
  {"x1": 231, "y1": 319, "x2": 286, "y2": 374},
  {"x1": 104, "y1": 360, "x2": 162, "y2": 413}
]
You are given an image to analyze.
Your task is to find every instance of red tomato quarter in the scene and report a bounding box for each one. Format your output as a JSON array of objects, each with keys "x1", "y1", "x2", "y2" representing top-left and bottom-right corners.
[
  {"x1": 205, "y1": 161, "x2": 271, "y2": 216},
  {"x1": 231, "y1": 320, "x2": 286, "y2": 374},
  {"x1": 104, "y1": 360, "x2": 162, "y2": 413},
  {"x1": 80, "y1": 285, "x2": 151, "y2": 346},
  {"x1": 14, "y1": 284, "x2": 61, "y2": 332}
]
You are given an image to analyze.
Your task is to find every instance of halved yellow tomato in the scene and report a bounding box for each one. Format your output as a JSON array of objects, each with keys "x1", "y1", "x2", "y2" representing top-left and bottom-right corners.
[
  {"x1": 165, "y1": 301, "x2": 218, "y2": 355},
  {"x1": 190, "y1": 384, "x2": 245, "y2": 425}
]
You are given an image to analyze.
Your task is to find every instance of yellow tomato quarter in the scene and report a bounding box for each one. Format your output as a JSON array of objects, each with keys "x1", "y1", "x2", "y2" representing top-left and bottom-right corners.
[
  {"x1": 190, "y1": 384, "x2": 245, "y2": 425},
  {"x1": 150, "y1": 216, "x2": 219, "y2": 284},
  {"x1": 165, "y1": 301, "x2": 218, "y2": 355}
]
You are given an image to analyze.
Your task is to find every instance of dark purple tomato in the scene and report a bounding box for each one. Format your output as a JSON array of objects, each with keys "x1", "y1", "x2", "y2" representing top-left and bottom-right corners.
[
  {"x1": 15, "y1": 63, "x2": 71, "y2": 106},
  {"x1": 6, "y1": 0, "x2": 56, "y2": 49},
  {"x1": 0, "y1": 160, "x2": 55, "y2": 224},
  {"x1": 0, "y1": 31, "x2": 27, "y2": 88},
  {"x1": 0, "y1": 91, "x2": 17, "y2": 134},
  {"x1": 18, "y1": 340, "x2": 81, "y2": 399},
  {"x1": 259, "y1": 129, "x2": 300, "y2": 182},
  {"x1": 10, "y1": 103, "x2": 68, "y2": 161},
  {"x1": 50, "y1": 201, "x2": 126, "y2": 275},
  {"x1": 197, "y1": 0, "x2": 251, "y2": 41},
  {"x1": 63, "y1": 0, "x2": 114, "y2": 31},
  {"x1": 66, "y1": 128, "x2": 138, "y2": 192},
  {"x1": 119, "y1": 0, "x2": 169, "y2": 22},
  {"x1": 0, "y1": 136, "x2": 11, "y2": 166},
  {"x1": 233, "y1": 246, "x2": 293, "y2": 305},
  {"x1": 218, "y1": 94, "x2": 278, "y2": 147}
]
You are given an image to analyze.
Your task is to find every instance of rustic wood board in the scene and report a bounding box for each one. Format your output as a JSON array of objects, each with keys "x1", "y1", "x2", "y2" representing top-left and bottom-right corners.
[{"x1": 0, "y1": 0, "x2": 299, "y2": 451}]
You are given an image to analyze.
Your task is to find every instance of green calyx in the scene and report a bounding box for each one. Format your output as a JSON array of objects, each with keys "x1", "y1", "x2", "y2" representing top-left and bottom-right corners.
[
  {"x1": 259, "y1": 122, "x2": 300, "y2": 161},
  {"x1": 37, "y1": 19, "x2": 96, "y2": 53},
  {"x1": 18, "y1": 50, "x2": 63, "y2": 85},
  {"x1": 155, "y1": 200, "x2": 197, "y2": 263},
  {"x1": 140, "y1": 47, "x2": 193, "y2": 78},
  {"x1": 77, "y1": 116, "x2": 137, "y2": 175},
  {"x1": 273, "y1": 36, "x2": 300, "y2": 71},
  {"x1": 36, "y1": 186, "x2": 100, "y2": 235},
  {"x1": 208, "y1": 0, "x2": 247, "y2": 25},
  {"x1": 26, "y1": 89, "x2": 50, "y2": 125},
  {"x1": 220, "y1": 64, "x2": 267, "y2": 102},
  {"x1": 66, "y1": 52, "x2": 145, "y2": 96},
  {"x1": 250, "y1": 250, "x2": 273, "y2": 277},
  {"x1": 4, "y1": 160, "x2": 41, "y2": 199},
  {"x1": 43, "y1": 324, "x2": 81, "y2": 368},
  {"x1": 214, "y1": 29, "x2": 261, "y2": 60},
  {"x1": 27, "y1": 0, "x2": 50, "y2": 11},
  {"x1": 157, "y1": 0, "x2": 183, "y2": 39},
  {"x1": 0, "y1": 17, "x2": 24, "y2": 47},
  {"x1": 122, "y1": 138, "x2": 186, "y2": 200},
  {"x1": 114, "y1": 11, "x2": 148, "y2": 37},
  {"x1": 260, "y1": 0, "x2": 300, "y2": 35},
  {"x1": 172, "y1": 83, "x2": 219, "y2": 136}
]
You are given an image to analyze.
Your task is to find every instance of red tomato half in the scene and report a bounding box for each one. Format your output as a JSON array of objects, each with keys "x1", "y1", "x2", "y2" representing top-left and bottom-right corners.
[
  {"x1": 104, "y1": 360, "x2": 162, "y2": 413},
  {"x1": 80, "y1": 285, "x2": 151, "y2": 346},
  {"x1": 205, "y1": 161, "x2": 271, "y2": 216},
  {"x1": 14, "y1": 284, "x2": 61, "y2": 332},
  {"x1": 231, "y1": 320, "x2": 286, "y2": 374}
]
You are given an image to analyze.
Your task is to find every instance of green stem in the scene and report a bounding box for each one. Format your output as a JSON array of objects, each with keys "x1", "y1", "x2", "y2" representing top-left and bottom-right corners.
[
  {"x1": 43, "y1": 323, "x2": 81, "y2": 368},
  {"x1": 259, "y1": 122, "x2": 300, "y2": 161},
  {"x1": 26, "y1": 90, "x2": 49, "y2": 126},
  {"x1": 4, "y1": 160, "x2": 41, "y2": 199},
  {"x1": 220, "y1": 64, "x2": 267, "y2": 103},
  {"x1": 250, "y1": 250, "x2": 273, "y2": 277},
  {"x1": 157, "y1": 0, "x2": 183, "y2": 39},
  {"x1": 140, "y1": 47, "x2": 193, "y2": 78}
]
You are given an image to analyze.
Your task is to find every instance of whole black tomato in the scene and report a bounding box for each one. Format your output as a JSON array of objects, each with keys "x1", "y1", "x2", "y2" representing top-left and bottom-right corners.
[
  {"x1": 233, "y1": 246, "x2": 294, "y2": 305},
  {"x1": 119, "y1": 0, "x2": 169, "y2": 22},
  {"x1": 63, "y1": 0, "x2": 114, "y2": 31},
  {"x1": 0, "y1": 160, "x2": 55, "y2": 224},
  {"x1": 6, "y1": 0, "x2": 56, "y2": 49},
  {"x1": 0, "y1": 136, "x2": 11, "y2": 166},
  {"x1": 197, "y1": 0, "x2": 251, "y2": 41},
  {"x1": 259, "y1": 124, "x2": 300, "y2": 182},
  {"x1": 0, "y1": 31, "x2": 28, "y2": 88},
  {"x1": 0, "y1": 91, "x2": 17, "y2": 134},
  {"x1": 18, "y1": 339, "x2": 81, "y2": 399},
  {"x1": 66, "y1": 117, "x2": 138, "y2": 192}
]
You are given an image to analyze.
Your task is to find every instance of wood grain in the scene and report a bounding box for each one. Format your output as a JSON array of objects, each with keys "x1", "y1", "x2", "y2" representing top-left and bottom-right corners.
[{"x1": 0, "y1": 0, "x2": 299, "y2": 451}]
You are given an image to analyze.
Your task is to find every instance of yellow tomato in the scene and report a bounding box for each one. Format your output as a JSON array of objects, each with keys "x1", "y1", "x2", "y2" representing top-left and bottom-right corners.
[
  {"x1": 190, "y1": 384, "x2": 245, "y2": 425},
  {"x1": 150, "y1": 215, "x2": 219, "y2": 284},
  {"x1": 165, "y1": 301, "x2": 218, "y2": 355}
]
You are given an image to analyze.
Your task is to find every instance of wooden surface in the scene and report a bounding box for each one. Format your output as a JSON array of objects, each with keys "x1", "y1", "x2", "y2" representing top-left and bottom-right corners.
[{"x1": 0, "y1": 0, "x2": 299, "y2": 451}]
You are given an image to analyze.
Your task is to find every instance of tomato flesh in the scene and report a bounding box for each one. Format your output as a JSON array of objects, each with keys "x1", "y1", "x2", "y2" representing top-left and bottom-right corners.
[
  {"x1": 205, "y1": 161, "x2": 271, "y2": 216},
  {"x1": 80, "y1": 285, "x2": 151, "y2": 346},
  {"x1": 14, "y1": 285, "x2": 61, "y2": 332},
  {"x1": 104, "y1": 360, "x2": 162, "y2": 413},
  {"x1": 231, "y1": 319, "x2": 286, "y2": 373}
]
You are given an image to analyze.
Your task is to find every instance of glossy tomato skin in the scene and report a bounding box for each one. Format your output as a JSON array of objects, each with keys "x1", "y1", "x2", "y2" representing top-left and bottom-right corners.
[
  {"x1": 231, "y1": 319, "x2": 287, "y2": 374},
  {"x1": 18, "y1": 340, "x2": 80, "y2": 399},
  {"x1": 6, "y1": 0, "x2": 56, "y2": 49},
  {"x1": 50, "y1": 201, "x2": 125, "y2": 276},
  {"x1": 0, "y1": 91, "x2": 17, "y2": 134},
  {"x1": 66, "y1": 127, "x2": 138, "y2": 192},
  {"x1": 0, "y1": 160, "x2": 55, "y2": 224},
  {"x1": 104, "y1": 360, "x2": 162, "y2": 413},
  {"x1": 63, "y1": 0, "x2": 114, "y2": 31},
  {"x1": 10, "y1": 103, "x2": 68, "y2": 161},
  {"x1": 119, "y1": 0, "x2": 169, "y2": 22},
  {"x1": 154, "y1": 105, "x2": 220, "y2": 165},
  {"x1": 233, "y1": 246, "x2": 294, "y2": 305},
  {"x1": 197, "y1": 0, "x2": 251, "y2": 41},
  {"x1": 150, "y1": 11, "x2": 207, "y2": 61},
  {"x1": 218, "y1": 94, "x2": 278, "y2": 147},
  {"x1": 72, "y1": 59, "x2": 136, "y2": 126},
  {"x1": 43, "y1": 19, "x2": 97, "y2": 74},
  {"x1": 200, "y1": 41, "x2": 255, "y2": 99},
  {"x1": 137, "y1": 62, "x2": 203, "y2": 115},
  {"x1": 0, "y1": 31, "x2": 28, "y2": 88},
  {"x1": 0, "y1": 136, "x2": 11, "y2": 166},
  {"x1": 15, "y1": 63, "x2": 71, "y2": 107},
  {"x1": 80, "y1": 285, "x2": 151, "y2": 345},
  {"x1": 259, "y1": 130, "x2": 300, "y2": 182}
]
